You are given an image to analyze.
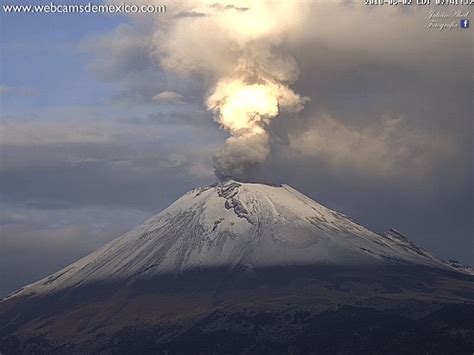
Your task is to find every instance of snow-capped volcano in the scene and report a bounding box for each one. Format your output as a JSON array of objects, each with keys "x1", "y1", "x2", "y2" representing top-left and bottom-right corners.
[
  {"x1": 7, "y1": 180, "x2": 463, "y2": 300},
  {"x1": 2, "y1": 181, "x2": 473, "y2": 354}
]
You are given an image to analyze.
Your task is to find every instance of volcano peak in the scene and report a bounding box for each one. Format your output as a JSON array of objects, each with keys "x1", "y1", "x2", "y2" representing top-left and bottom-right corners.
[{"x1": 5, "y1": 181, "x2": 465, "y2": 301}]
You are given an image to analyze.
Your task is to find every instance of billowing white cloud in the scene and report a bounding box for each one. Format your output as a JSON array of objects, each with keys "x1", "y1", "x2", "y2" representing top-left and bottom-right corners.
[
  {"x1": 95, "y1": 1, "x2": 470, "y2": 179},
  {"x1": 147, "y1": 1, "x2": 311, "y2": 179}
]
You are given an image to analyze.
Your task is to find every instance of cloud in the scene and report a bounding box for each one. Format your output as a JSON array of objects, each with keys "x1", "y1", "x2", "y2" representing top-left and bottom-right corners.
[
  {"x1": 213, "y1": 133, "x2": 270, "y2": 180},
  {"x1": 105, "y1": 1, "x2": 468, "y2": 181},
  {"x1": 0, "y1": 120, "x2": 116, "y2": 147},
  {"x1": 70, "y1": 1, "x2": 473, "y2": 254},
  {"x1": 0, "y1": 114, "x2": 221, "y2": 215},
  {"x1": 152, "y1": 90, "x2": 185, "y2": 104},
  {"x1": 0, "y1": 85, "x2": 39, "y2": 97},
  {"x1": 82, "y1": 22, "x2": 206, "y2": 106},
  {"x1": 0, "y1": 116, "x2": 220, "y2": 174},
  {"x1": 287, "y1": 115, "x2": 456, "y2": 179},
  {"x1": 0, "y1": 85, "x2": 11, "y2": 95},
  {"x1": 0, "y1": 204, "x2": 149, "y2": 298},
  {"x1": 173, "y1": 11, "x2": 207, "y2": 19},
  {"x1": 82, "y1": 23, "x2": 151, "y2": 81},
  {"x1": 148, "y1": 1, "x2": 312, "y2": 179},
  {"x1": 209, "y1": 3, "x2": 249, "y2": 12}
]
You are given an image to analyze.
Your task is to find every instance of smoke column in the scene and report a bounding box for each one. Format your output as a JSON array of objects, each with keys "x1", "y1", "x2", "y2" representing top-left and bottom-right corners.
[
  {"x1": 153, "y1": 1, "x2": 308, "y2": 180},
  {"x1": 206, "y1": 48, "x2": 307, "y2": 180}
]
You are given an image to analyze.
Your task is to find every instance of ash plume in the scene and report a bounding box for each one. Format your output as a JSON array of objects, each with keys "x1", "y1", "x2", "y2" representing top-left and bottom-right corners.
[{"x1": 153, "y1": 1, "x2": 309, "y2": 180}]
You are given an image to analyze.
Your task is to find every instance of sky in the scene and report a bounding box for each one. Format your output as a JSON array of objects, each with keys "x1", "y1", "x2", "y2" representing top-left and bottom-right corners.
[{"x1": 0, "y1": 0, "x2": 472, "y2": 297}]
